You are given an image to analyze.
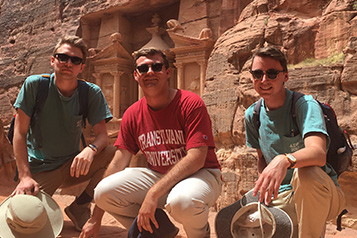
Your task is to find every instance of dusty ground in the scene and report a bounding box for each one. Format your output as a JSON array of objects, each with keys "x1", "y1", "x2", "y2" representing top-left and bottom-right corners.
[{"x1": 1, "y1": 178, "x2": 357, "y2": 237}]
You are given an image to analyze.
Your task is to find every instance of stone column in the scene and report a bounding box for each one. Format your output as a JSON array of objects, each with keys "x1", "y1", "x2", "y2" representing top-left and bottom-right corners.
[
  {"x1": 175, "y1": 62, "x2": 184, "y2": 89},
  {"x1": 81, "y1": 22, "x2": 91, "y2": 48},
  {"x1": 198, "y1": 60, "x2": 207, "y2": 97},
  {"x1": 92, "y1": 73, "x2": 102, "y2": 88},
  {"x1": 110, "y1": 71, "x2": 124, "y2": 119}
]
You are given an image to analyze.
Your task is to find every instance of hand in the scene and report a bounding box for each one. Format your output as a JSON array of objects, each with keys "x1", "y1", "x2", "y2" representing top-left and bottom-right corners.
[
  {"x1": 253, "y1": 154, "x2": 290, "y2": 205},
  {"x1": 71, "y1": 147, "x2": 95, "y2": 178},
  {"x1": 12, "y1": 176, "x2": 40, "y2": 196},
  {"x1": 137, "y1": 191, "x2": 159, "y2": 233},
  {"x1": 79, "y1": 216, "x2": 101, "y2": 238}
]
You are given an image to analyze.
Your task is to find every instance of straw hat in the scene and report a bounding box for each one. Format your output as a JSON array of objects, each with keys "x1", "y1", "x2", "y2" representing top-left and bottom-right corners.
[{"x1": 0, "y1": 191, "x2": 63, "y2": 238}]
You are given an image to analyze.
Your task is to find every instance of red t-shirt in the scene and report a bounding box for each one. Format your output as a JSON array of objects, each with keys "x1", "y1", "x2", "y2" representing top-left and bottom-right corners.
[{"x1": 114, "y1": 89, "x2": 221, "y2": 174}]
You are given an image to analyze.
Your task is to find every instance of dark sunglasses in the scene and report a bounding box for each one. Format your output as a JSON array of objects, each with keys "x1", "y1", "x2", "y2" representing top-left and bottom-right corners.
[
  {"x1": 54, "y1": 53, "x2": 83, "y2": 65},
  {"x1": 250, "y1": 69, "x2": 285, "y2": 80},
  {"x1": 136, "y1": 63, "x2": 164, "y2": 74}
]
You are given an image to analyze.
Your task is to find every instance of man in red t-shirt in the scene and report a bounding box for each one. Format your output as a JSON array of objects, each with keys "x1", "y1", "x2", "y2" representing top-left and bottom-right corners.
[{"x1": 80, "y1": 48, "x2": 222, "y2": 238}]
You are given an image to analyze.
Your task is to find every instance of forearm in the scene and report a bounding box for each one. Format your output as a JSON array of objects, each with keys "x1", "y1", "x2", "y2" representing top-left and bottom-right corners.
[
  {"x1": 92, "y1": 205, "x2": 105, "y2": 221},
  {"x1": 103, "y1": 148, "x2": 131, "y2": 177},
  {"x1": 13, "y1": 132, "x2": 32, "y2": 179},
  {"x1": 89, "y1": 120, "x2": 109, "y2": 153},
  {"x1": 289, "y1": 146, "x2": 326, "y2": 168}
]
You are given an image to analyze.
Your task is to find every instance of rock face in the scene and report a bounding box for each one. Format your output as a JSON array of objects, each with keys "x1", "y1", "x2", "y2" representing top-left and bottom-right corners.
[{"x1": 1, "y1": 0, "x2": 357, "y2": 230}]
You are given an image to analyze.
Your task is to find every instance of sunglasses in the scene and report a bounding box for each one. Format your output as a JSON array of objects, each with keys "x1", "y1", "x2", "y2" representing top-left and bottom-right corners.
[
  {"x1": 250, "y1": 69, "x2": 285, "y2": 80},
  {"x1": 136, "y1": 63, "x2": 164, "y2": 74},
  {"x1": 54, "y1": 53, "x2": 83, "y2": 65}
]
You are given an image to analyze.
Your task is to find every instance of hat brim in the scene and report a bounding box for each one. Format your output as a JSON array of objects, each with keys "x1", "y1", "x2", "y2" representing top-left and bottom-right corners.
[
  {"x1": 215, "y1": 190, "x2": 293, "y2": 238},
  {"x1": 0, "y1": 190, "x2": 63, "y2": 238}
]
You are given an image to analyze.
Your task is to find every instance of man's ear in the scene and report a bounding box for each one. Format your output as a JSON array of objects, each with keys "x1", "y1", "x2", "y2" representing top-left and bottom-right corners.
[
  {"x1": 133, "y1": 70, "x2": 139, "y2": 82},
  {"x1": 165, "y1": 67, "x2": 171, "y2": 79},
  {"x1": 283, "y1": 71, "x2": 289, "y2": 83},
  {"x1": 50, "y1": 56, "x2": 55, "y2": 67}
]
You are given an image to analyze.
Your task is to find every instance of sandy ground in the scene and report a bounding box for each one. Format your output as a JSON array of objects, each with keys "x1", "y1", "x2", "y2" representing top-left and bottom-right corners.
[{"x1": 1, "y1": 182, "x2": 357, "y2": 238}]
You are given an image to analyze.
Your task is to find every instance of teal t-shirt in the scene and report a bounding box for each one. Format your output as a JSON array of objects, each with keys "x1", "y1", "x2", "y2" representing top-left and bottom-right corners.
[
  {"x1": 245, "y1": 89, "x2": 338, "y2": 192},
  {"x1": 14, "y1": 73, "x2": 113, "y2": 174}
]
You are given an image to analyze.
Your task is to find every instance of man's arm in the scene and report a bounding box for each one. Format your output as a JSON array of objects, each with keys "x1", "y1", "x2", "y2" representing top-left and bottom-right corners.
[
  {"x1": 256, "y1": 149, "x2": 267, "y2": 174},
  {"x1": 12, "y1": 109, "x2": 40, "y2": 195},
  {"x1": 80, "y1": 148, "x2": 132, "y2": 238},
  {"x1": 137, "y1": 146, "x2": 207, "y2": 233},
  {"x1": 253, "y1": 132, "x2": 326, "y2": 205},
  {"x1": 70, "y1": 119, "x2": 108, "y2": 178}
]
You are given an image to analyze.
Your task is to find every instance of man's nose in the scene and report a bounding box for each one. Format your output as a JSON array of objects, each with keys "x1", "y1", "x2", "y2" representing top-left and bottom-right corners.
[{"x1": 261, "y1": 74, "x2": 269, "y2": 83}]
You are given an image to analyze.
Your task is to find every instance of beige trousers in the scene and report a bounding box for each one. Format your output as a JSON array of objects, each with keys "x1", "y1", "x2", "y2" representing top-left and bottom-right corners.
[
  {"x1": 94, "y1": 167, "x2": 222, "y2": 238},
  {"x1": 271, "y1": 166, "x2": 345, "y2": 238},
  {"x1": 32, "y1": 145, "x2": 116, "y2": 197}
]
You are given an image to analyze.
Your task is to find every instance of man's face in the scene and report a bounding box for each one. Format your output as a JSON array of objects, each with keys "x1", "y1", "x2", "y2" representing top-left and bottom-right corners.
[
  {"x1": 250, "y1": 56, "x2": 288, "y2": 99},
  {"x1": 51, "y1": 43, "x2": 85, "y2": 80},
  {"x1": 134, "y1": 54, "x2": 170, "y2": 94}
]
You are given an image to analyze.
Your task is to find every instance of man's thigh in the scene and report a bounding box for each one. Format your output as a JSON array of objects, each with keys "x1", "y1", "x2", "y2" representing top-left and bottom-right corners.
[
  {"x1": 95, "y1": 167, "x2": 165, "y2": 205},
  {"x1": 32, "y1": 159, "x2": 73, "y2": 195},
  {"x1": 167, "y1": 168, "x2": 222, "y2": 207}
]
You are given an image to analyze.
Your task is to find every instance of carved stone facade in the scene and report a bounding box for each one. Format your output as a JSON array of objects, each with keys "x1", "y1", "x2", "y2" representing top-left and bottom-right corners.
[{"x1": 82, "y1": 9, "x2": 216, "y2": 132}]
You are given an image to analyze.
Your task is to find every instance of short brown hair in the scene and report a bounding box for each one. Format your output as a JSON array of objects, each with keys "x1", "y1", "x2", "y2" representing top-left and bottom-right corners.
[
  {"x1": 53, "y1": 35, "x2": 88, "y2": 60},
  {"x1": 133, "y1": 48, "x2": 169, "y2": 69},
  {"x1": 251, "y1": 46, "x2": 288, "y2": 72}
]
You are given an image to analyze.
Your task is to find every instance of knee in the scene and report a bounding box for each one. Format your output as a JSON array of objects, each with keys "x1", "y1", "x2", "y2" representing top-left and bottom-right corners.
[
  {"x1": 166, "y1": 194, "x2": 208, "y2": 224},
  {"x1": 93, "y1": 178, "x2": 116, "y2": 209}
]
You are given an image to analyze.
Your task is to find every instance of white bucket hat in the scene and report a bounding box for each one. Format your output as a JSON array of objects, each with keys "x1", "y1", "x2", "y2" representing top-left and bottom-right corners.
[
  {"x1": 216, "y1": 189, "x2": 293, "y2": 238},
  {"x1": 0, "y1": 191, "x2": 63, "y2": 238},
  {"x1": 230, "y1": 202, "x2": 293, "y2": 238}
]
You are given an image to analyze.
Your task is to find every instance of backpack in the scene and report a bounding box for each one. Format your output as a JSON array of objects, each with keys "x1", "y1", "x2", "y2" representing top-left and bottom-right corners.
[
  {"x1": 253, "y1": 91, "x2": 354, "y2": 176},
  {"x1": 7, "y1": 74, "x2": 89, "y2": 148}
]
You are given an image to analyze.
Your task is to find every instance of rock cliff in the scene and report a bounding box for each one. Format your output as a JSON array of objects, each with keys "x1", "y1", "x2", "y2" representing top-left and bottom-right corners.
[{"x1": 1, "y1": 0, "x2": 357, "y2": 230}]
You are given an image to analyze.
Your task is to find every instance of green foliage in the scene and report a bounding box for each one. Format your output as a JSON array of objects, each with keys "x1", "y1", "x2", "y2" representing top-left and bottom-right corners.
[
  {"x1": 264, "y1": 16, "x2": 270, "y2": 26},
  {"x1": 353, "y1": 1, "x2": 357, "y2": 10},
  {"x1": 288, "y1": 52, "x2": 345, "y2": 69}
]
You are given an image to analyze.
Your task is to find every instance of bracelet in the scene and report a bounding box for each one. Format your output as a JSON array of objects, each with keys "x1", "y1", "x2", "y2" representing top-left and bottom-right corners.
[{"x1": 88, "y1": 144, "x2": 98, "y2": 153}]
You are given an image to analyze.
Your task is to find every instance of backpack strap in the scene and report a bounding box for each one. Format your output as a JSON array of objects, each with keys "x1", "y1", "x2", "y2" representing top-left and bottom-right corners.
[
  {"x1": 31, "y1": 74, "x2": 51, "y2": 148},
  {"x1": 77, "y1": 79, "x2": 90, "y2": 148},
  {"x1": 253, "y1": 98, "x2": 263, "y2": 134},
  {"x1": 31, "y1": 74, "x2": 51, "y2": 126},
  {"x1": 290, "y1": 91, "x2": 305, "y2": 136}
]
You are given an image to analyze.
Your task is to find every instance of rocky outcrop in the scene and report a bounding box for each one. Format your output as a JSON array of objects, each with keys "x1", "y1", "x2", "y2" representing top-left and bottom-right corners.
[{"x1": 1, "y1": 0, "x2": 357, "y2": 230}]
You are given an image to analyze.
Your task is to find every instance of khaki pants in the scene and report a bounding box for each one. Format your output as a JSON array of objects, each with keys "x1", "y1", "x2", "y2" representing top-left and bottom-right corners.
[
  {"x1": 94, "y1": 167, "x2": 222, "y2": 238},
  {"x1": 271, "y1": 166, "x2": 345, "y2": 238},
  {"x1": 32, "y1": 145, "x2": 116, "y2": 197}
]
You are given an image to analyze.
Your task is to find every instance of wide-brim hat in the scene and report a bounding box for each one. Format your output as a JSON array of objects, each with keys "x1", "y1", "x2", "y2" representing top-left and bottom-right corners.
[
  {"x1": 0, "y1": 190, "x2": 63, "y2": 238},
  {"x1": 216, "y1": 190, "x2": 293, "y2": 238}
]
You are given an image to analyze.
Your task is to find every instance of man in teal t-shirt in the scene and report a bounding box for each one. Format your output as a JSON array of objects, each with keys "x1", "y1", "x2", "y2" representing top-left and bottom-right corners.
[
  {"x1": 12, "y1": 35, "x2": 115, "y2": 232},
  {"x1": 216, "y1": 46, "x2": 345, "y2": 238},
  {"x1": 245, "y1": 47, "x2": 345, "y2": 238}
]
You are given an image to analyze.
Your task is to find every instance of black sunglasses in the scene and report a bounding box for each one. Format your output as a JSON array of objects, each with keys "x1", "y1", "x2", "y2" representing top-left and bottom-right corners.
[
  {"x1": 54, "y1": 53, "x2": 83, "y2": 65},
  {"x1": 136, "y1": 63, "x2": 164, "y2": 74},
  {"x1": 250, "y1": 69, "x2": 285, "y2": 80}
]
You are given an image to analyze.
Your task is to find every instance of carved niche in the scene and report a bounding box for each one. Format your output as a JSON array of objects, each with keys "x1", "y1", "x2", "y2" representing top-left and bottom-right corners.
[{"x1": 88, "y1": 33, "x2": 136, "y2": 122}]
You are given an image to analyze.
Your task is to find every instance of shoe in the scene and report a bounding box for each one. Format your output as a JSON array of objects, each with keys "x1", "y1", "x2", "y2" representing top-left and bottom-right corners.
[{"x1": 64, "y1": 201, "x2": 91, "y2": 231}]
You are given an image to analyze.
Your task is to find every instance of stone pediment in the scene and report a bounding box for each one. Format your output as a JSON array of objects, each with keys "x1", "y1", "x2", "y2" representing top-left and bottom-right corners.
[
  {"x1": 88, "y1": 33, "x2": 133, "y2": 66},
  {"x1": 166, "y1": 19, "x2": 215, "y2": 51},
  {"x1": 167, "y1": 31, "x2": 215, "y2": 50}
]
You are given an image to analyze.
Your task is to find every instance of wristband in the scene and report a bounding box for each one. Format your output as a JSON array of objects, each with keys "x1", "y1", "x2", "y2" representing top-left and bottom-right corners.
[{"x1": 88, "y1": 144, "x2": 98, "y2": 153}]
